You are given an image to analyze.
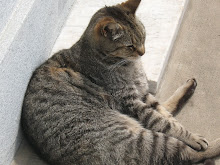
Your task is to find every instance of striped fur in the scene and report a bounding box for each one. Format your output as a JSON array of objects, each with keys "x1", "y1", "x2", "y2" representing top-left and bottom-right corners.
[{"x1": 21, "y1": 0, "x2": 220, "y2": 165}]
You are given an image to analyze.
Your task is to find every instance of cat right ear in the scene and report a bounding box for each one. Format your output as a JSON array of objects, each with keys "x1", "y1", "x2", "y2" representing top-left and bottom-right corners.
[
  {"x1": 120, "y1": 0, "x2": 141, "y2": 15},
  {"x1": 95, "y1": 17, "x2": 124, "y2": 41}
]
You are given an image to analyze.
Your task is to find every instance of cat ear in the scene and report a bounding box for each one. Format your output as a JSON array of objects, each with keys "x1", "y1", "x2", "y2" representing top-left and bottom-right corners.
[
  {"x1": 120, "y1": 0, "x2": 141, "y2": 14},
  {"x1": 95, "y1": 17, "x2": 124, "y2": 41},
  {"x1": 101, "y1": 22, "x2": 124, "y2": 41}
]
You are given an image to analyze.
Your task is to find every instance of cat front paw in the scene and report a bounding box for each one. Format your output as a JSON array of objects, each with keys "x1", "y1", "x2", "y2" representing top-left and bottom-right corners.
[
  {"x1": 185, "y1": 78, "x2": 197, "y2": 95},
  {"x1": 187, "y1": 134, "x2": 209, "y2": 151}
]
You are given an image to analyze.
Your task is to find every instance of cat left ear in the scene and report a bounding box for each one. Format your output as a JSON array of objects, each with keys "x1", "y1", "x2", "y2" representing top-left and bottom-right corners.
[
  {"x1": 101, "y1": 22, "x2": 124, "y2": 41},
  {"x1": 95, "y1": 17, "x2": 124, "y2": 41}
]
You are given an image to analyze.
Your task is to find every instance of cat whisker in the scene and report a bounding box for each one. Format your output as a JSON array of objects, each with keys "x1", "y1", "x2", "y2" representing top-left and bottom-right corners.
[
  {"x1": 108, "y1": 59, "x2": 128, "y2": 72},
  {"x1": 101, "y1": 54, "x2": 111, "y2": 61}
]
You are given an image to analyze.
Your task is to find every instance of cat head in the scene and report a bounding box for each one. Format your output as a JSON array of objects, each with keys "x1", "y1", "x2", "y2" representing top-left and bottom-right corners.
[{"x1": 84, "y1": 0, "x2": 146, "y2": 61}]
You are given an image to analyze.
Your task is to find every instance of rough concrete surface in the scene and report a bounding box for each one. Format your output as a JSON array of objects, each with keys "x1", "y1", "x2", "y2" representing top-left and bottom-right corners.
[
  {"x1": 0, "y1": 0, "x2": 18, "y2": 34},
  {"x1": 156, "y1": 0, "x2": 220, "y2": 164}
]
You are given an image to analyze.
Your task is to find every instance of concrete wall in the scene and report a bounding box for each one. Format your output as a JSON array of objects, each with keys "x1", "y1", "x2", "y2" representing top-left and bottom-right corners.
[
  {"x1": 0, "y1": 0, "x2": 75, "y2": 164},
  {"x1": 0, "y1": 0, "x2": 19, "y2": 33}
]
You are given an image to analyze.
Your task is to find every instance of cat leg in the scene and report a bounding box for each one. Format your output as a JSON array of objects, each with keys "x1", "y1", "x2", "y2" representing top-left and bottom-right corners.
[
  {"x1": 122, "y1": 83, "x2": 207, "y2": 151},
  {"x1": 187, "y1": 138, "x2": 220, "y2": 163},
  {"x1": 161, "y1": 78, "x2": 197, "y2": 115},
  {"x1": 135, "y1": 105, "x2": 208, "y2": 151},
  {"x1": 145, "y1": 93, "x2": 172, "y2": 118},
  {"x1": 144, "y1": 90, "x2": 206, "y2": 149},
  {"x1": 203, "y1": 159, "x2": 216, "y2": 165},
  {"x1": 110, "y1": 113, "x2": 219, "y2": 164},
  {"x1": 126, "y1": 128, "x2": 220, "y2": 164},
  {"x1": 144, "y1": 78, "x2": 197, "y2": 117},
  {"x1": 194, "y1": 159, "x2": 216, "y2": 165}
]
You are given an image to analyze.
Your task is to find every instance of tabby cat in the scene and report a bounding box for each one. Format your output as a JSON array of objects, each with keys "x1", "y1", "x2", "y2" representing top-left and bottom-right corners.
[{"x1": 21, "y1": 0, "x2": 220, "y2": 165}]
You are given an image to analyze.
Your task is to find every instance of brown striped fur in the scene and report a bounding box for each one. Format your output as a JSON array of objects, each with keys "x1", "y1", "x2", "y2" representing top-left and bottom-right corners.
[{"x1": 21, "y1": 0, "x2": 220, "y2": 165}]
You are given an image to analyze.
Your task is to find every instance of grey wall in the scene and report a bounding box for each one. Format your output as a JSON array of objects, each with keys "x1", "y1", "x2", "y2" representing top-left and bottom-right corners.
[
  {"x1": 0, "y1": 0, "x2": 19, "y2": 33},
  {"x1": 0, "y1": 0, "x2": 75, "y2": 164}
]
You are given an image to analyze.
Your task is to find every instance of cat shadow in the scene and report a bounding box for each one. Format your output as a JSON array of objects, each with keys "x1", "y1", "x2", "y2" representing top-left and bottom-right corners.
[{"x1": 12, "y1": 134, "x2": 48, "y2": 165}]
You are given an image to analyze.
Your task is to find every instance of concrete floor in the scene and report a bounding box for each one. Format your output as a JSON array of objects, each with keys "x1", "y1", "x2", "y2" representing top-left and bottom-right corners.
[
  {"x1": 11, "y1": 0, "x2": 220, "y2": 165},
  {"x1": 156, "y1": 0, "x2": 220, "y2": 164}
]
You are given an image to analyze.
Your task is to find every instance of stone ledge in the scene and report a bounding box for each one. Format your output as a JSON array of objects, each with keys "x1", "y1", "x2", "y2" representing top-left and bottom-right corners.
[
  {"x1": 52, "y1": 0, "x2": 189, "y2": 94},
  {"x1": 141, "y1": 0, "x2": 189, "y2": 93}
]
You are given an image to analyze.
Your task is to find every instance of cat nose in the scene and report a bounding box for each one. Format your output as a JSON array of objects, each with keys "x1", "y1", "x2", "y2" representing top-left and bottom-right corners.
[{"x1": 136, "y1": 45, "x2": 145, "y2": 56}]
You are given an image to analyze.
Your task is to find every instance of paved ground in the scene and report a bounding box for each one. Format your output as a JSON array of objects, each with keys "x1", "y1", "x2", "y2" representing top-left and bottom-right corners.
[
  {"x1": 11, "y1": 0, "x2": 220, "y2": 164},
  {"x1": 156, "y1": 0, "x2": 220, "y2": 164}
]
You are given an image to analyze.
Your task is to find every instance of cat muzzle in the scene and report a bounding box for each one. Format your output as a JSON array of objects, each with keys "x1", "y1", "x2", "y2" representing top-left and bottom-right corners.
[{"x1": 137, "y1": 45, "x2": 145, "y2": 56}]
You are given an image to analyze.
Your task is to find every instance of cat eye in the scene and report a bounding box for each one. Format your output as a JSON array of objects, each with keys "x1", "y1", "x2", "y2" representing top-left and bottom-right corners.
[
  {"x1": 126, "y1": 11, "x2": 130, "y2": 15},
  {"x1": 127, "y1": 45, "x2": 135, "y2": 51}
]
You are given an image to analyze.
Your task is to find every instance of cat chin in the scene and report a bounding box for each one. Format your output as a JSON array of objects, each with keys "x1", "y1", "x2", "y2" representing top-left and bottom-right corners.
[
  {"x1": 108, "y1": 54, "x2": 140, "y2": 62},
  {"x1": 126, "y1": 56, "x2": 142, "y2": 61}
]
